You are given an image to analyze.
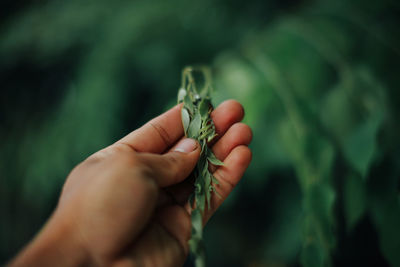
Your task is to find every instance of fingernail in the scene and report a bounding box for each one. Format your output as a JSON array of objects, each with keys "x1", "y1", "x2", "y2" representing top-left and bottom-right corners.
[{"x1": 174, "y1": 138, "x2": 197, "y2": 153}]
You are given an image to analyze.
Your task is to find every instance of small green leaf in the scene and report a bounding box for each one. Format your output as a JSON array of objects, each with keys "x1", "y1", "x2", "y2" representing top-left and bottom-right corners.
[
  {"x1": 184, "y1": 94, "x2": 194, "y2": 114},
  {"x1": 181, "y1": 108, "x2": 190, "y2": 134},
  {"x1": 199, "y1": 98, "x2": 211, "y2": 118},
  {"x1": 188, "y1": 112, "x2": 201, "y2": 138},
  {"x1": 301, "y1": 241, "x2": 324, "y2": 267},
  {"x1": 193, "y1": 254, "x2": 206, "y2": 267},
  {"x1": 194, "y1": 182, "x2": 201, "y2": 194},
  {"x1": 191, "y1": 209, "x2": 203, "y2": 236},
  {"x1": 344, "y1": 174, "x2": 366, "y2": 231},
  {"x1": 207, "y1": 150, "x2": 224, "y2": 166},
  {"x1": 177, "y1": 88, "x2": 187, "y2": 103},
  {"x1": 177, "y1": 66, "x2": 217, "y2": 267},
  {"x1": 207, "y1": 132, "x2": 217, "y2": 143},
  {"x1": 197, "y1": 153, "x2": 207, "y2": 171},
  {"x1": 196, "y1": 189, "x2": 206, "y2": 213},
  {"x1": 201, "y1": 160, "x2": 209, "y2": 177},
  {"x1": 343, "y1": 112, "x2": 382, "y2": 178}
]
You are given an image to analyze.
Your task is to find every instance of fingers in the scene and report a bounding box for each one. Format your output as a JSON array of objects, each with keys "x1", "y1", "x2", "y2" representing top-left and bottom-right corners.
[
  {"x1": 116, "y1": 99, "x2": 244, "y2": 154},
  {"x1": 139, "y1": 139, "x2": 201, "y2": 187},
  {"x1": 117, "y1": 104, "x2": 184, "y2": 153},
  {"x1": 209, "y1": 100, "x2": 245, "y2": 145},
  {"x1": 162, "y1": 100, "x2": 249, "y2": 208},
  {"x1": 205, "y1": 145, "x2": 252, "y2": 222},
  {"x1": 211, "y1": 122, "x2": 252, "y2": 163},
  {"x1": 164, "y1": 122, "x2": 252, "y2": 206}
]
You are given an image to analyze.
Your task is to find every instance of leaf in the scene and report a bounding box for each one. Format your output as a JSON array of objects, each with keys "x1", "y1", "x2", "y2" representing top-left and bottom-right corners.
[
  {"x1": 201, "y1": 160, "x2": 209, "y2": 178},
  {"x1": 343, "y1": 174, "x2": 366, "y2": 231},
  {"x1": 207, "y1": 132, "x2": 217, "y2": 143},
  {"x1": 207, "y1": 150, "x2": 224, "y2": 166},
  {"x1": 196, "y1": 189, "x2": 206, "y2": 214},
  {"x1": 177, "y1": 67, "x2": 216, "y2": 267},
  {"x1": 181, "y1": 107, "x2": 190, "y2": 134},
  {"x1": 197, "y1": 153, "x2": 207, "y2": 172},
  {"x1": 177, "y1": 88, "x2": 187, "y2": 103},
  {"x1": 343, "y1": 113, "x2": 382, "y2": 178},
  {"x1": 368, "y1": 162, "x2": 400, "y2": 267},
  {"x1": 194, "y1": 182, "x2": 201, "y2": 194},
  {"x1": 189, "y1": 236, "x2": 204, "y2": 257},
  {"x1": 188, "y1": 111, "x2": 201, "y2": 138},
  {"x1": 301, "y1": 241, "x2": 324, "y2": 267},
  {"x1": 193, "y1": 254, "x2": 206, "y2": 267},
  {"x1": 184, "y1": 93, "x2": 194, "y2": 114},
  {"x1": 199, "y1": 98, "x2": 211, "y2": 118},
  {"x1": 305, "y1": 184, "x2": 335, "y2": 243},
  {"x1": 191, "y1": 209, "x2": 203, "y2": 237}
]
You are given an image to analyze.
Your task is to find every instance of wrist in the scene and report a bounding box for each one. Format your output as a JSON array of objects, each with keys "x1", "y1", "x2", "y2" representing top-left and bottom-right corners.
[{"x1": 9, "y1": 211, "x2": 90, "y2": 267}]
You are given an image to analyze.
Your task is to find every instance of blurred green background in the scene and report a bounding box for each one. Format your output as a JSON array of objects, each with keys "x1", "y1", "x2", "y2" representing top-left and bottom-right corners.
[{"x1": 1, "y1": 0, "x2": 399, "y2": 266}]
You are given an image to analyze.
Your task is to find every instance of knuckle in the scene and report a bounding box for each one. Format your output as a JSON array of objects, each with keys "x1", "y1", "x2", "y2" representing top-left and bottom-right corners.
[
  {"x1": 84, "y1": 148, "x2": 109, "y2": 164},
  {"x1": 148, "y1": 121, "x2": 173, "y2": 148},
  {"x1": 109, "y1": 143, "x2": 140, "y2": 166},
  {"x1": 111, "y1": 143, "x2": 136, "y2": 156},
  {"x1": 85, "y1": 143, "x2": 137, "y2": 165}
]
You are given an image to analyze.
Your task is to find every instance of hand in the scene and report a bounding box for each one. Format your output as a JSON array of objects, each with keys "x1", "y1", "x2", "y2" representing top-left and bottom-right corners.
[{"x1": 9, "y1": 100, "x2": 252, "y2": 267}]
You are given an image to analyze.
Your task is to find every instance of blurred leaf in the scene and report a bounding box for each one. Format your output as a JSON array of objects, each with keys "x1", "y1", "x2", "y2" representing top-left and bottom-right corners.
[
  {"x1": 191, "y1": 209, "x2": 203, "y2": 238},
  {"x1": 343, "y1": 112, "x2": 382, "y2": 178},
  {"x1": 368, "y1": 157, "x2": 400, "y2": 267},
  {"x1": 370, "y1": 196, "x2": 400, "y2": 267},
  {"x1": 301, "y1": 241, "x2": 324, "y2": 267},
  {"x1": 343, "y1": 174, "x2": 367, "y2": 231}
]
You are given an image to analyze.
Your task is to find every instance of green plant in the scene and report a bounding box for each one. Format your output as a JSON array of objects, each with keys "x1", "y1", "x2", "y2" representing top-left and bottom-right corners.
[{"x1": 177, "y1": 66, "x2": 223, "y2": 267}]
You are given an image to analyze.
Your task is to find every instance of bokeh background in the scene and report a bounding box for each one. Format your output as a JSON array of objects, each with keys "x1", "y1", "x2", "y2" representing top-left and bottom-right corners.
[{"x1": 1, "y1": 0, "x2": 399, "y2": 266}]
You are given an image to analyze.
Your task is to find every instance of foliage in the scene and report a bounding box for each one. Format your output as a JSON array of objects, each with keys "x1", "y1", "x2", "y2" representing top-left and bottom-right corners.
[
  {"x1": 178, "y1": 66, "x2": 223, "y2": 267},
  {"x1": 1, "y1": 0, "x2": 399, "y2": 266}
]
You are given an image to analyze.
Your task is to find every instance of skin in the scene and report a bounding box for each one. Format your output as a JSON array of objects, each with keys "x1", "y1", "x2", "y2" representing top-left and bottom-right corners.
[{"x1": 9, "y1": 100, "x2": 252, "y2": 267}]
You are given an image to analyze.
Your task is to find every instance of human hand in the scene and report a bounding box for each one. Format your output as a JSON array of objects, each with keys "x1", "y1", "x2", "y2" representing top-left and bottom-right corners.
[{"x1": 10, "y1": 100, "x2": 252, "y2": 267}]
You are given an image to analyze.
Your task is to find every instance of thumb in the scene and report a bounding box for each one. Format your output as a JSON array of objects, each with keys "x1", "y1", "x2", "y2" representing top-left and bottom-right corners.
[{"x1": 139, "y1": 138, "x2": 201, "y2": 187}]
